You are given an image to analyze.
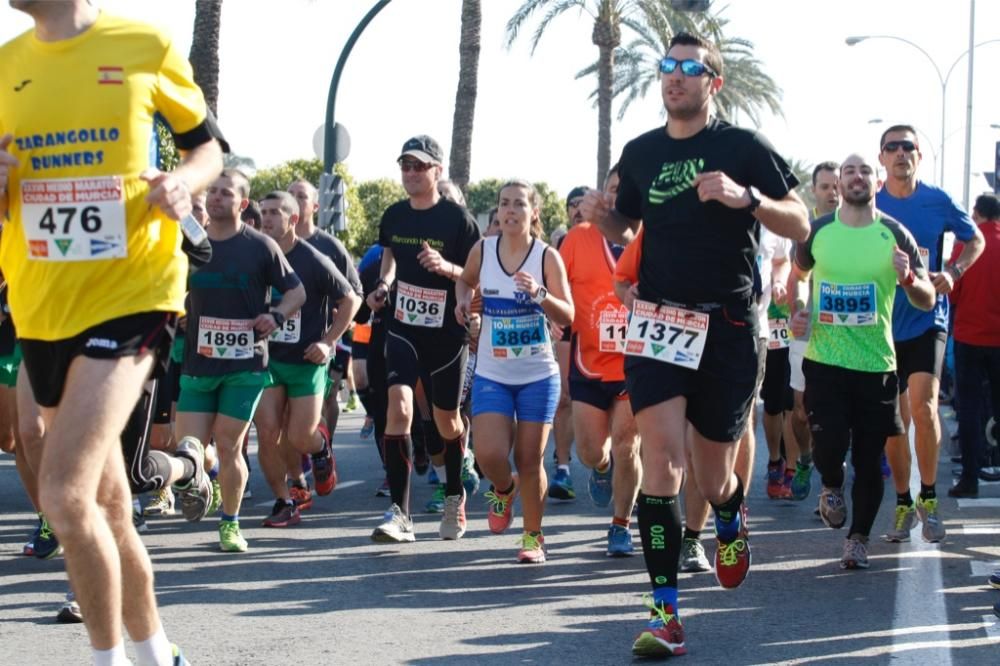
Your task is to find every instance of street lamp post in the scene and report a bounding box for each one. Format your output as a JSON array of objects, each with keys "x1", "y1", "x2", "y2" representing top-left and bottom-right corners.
[{"x1": 846, "y1": 29, "x2": 1000, "y2": 199}]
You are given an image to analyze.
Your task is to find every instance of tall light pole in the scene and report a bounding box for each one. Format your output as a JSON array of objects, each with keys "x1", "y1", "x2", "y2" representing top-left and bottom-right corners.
[{"x1": 846, "y1": 28, "x2": 1000, "y2": 200}]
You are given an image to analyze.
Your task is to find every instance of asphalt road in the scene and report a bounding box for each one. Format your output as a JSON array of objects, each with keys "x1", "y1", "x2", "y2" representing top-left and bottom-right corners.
[{"x1": 1, "y1": 405, "x2": 998, "y2": 665}]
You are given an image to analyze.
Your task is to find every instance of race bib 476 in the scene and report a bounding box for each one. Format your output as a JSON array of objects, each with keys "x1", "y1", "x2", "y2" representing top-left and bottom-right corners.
[{"x1": 21, "y1": 177, "x2": 127, "y2": 261}]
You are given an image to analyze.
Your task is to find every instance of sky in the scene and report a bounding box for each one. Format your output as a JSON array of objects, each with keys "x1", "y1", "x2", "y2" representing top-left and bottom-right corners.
[{"x1": 3, "y1": 0, "x2": 999, "y2": 206}]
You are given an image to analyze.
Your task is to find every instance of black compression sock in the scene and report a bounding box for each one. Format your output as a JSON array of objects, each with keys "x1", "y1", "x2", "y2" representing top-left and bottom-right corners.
[
  {"x1": 638, "y1": 493, "x2": 683, "y2": 589},
  {"x1": 383, "y1": 434, "x2": 413, "y2": 515}
]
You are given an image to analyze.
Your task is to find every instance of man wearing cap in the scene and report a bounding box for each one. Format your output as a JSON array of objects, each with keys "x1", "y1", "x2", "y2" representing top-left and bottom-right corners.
[
  {"x1": 366, "y1": 135, "x2": 481, "y2": 542},
  {"x1": 547, "y1": 185, "x2": 589, "y2": 502}
]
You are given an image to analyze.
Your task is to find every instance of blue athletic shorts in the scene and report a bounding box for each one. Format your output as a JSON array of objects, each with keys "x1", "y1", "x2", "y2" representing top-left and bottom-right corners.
[{"x1": 471, "y1": 373, "x2": 560, "y2": 423}]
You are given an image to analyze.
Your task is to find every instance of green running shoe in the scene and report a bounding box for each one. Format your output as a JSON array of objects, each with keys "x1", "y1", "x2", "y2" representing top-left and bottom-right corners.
[{"x1": 218, "y1": 520, "x2": 248, "y2": 552}]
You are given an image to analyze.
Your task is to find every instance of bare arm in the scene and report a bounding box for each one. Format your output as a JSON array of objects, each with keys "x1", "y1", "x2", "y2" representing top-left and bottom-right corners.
[
  {"x1": 579, "y1": 189, "x2": 639, "y2": 245},
  {"x1": 932, "y1": 225, "x2": 985, "y2": 295},
  {"x1": 894, "y1": 247, "x2": 936, "y2": 311},
  {"x1": 692, "y1": 171, "x2": 810, "y2": 243},
  {"x1": 454, "y1": 241, "x2": 483, "y2": 326},
  {"x1": 514, "y1": 248, "x2": 574, "y2": 328},
  {"x1": 141, "y1": 139, "x2": 224, "y2": 221},
  {"x1": 367, "y1": 247, "x2": 396, "y2": 311}
]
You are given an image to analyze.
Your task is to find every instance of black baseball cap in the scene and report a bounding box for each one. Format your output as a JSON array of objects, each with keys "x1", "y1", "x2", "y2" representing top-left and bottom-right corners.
[
  {"x1": 566, "y1": 186, "x2": 588, "y2": 207},
  {"x1": 398, "y1": 135, "x2": 444, "y2": 165}
]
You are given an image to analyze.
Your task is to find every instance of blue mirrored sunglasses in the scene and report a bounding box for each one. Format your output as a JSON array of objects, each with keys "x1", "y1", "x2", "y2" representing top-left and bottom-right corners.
[{"x1": 659, "y1": 57, "x2": 718, "y2": 78}]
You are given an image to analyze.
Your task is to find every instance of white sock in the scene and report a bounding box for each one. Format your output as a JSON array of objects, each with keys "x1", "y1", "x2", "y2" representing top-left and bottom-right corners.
[
  {"x1": 133, "y1": 626, "x2": 172, "y2": 666},
  {"x1": 433, "y1": 465, "x2": 446, "y2": 483},
  {"x1": 557, "y1": 464, "x2": 571, "y2": 473},
  {"x1": 92, "y1": 643, "x2": 131, "y2": 666}
]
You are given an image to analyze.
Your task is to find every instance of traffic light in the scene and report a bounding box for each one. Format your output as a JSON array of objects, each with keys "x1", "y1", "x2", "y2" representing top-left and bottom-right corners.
[{"x1": 319, "y1": 172, "x2": 347, "y2": 232}]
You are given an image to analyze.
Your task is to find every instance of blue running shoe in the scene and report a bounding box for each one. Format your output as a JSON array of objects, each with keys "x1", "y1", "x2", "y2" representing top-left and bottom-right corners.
[
  {"x1": 34, "y1": 515, "x2": 62, "y2": 560},
  {"x1": 548, "y1": 467, "x2": 575, "y2": 501},
  {"x1": 790, "y1": 462, "x2": 812, "y2": 501},
  {"x1": 588, "y1": 460, "x2": 614, "y2": 507},
  {"x1": 428, "y1": 467, "x2": 440, "y2": 485},
  {"x1": 607, "y1": 524, "x2": 635, "y2": 557},
  {"x1": 426, "y1": 483, "x2": 446, "y2": 513},
  {"x1": 22, "y1": 517, "x2": 42, "y2": 556}
]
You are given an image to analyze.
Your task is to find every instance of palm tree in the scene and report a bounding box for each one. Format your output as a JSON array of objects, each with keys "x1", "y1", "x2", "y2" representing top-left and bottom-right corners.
[
  {"x1": 579, "y1": 4, "x2": 781, "y2": 128},
  {"x1": 506, "y1": 1, "x2": 641, "y2": 188},
  {"x1": 189, "y1": 0, "x2": 224, "y2": 117},
  {"x1": 449, "y1": 0, "x2": 481, "y2": 190}
]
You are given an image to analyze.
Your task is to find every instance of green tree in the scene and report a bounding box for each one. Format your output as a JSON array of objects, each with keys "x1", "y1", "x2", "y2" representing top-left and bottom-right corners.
[
  {"x1": 581, "y1": 5, "x2": 781, "y2": 128},
  {"x1": 352, "y1": 179, "x2": 406, "y2": 256},
  {"x1": 465, "y1": 178, "x2": 568, "y2": 239},
  {"x1": 154, "y1": 120, "x2": 179, "y2": 171},
  {"x1": 465, "y1": 178, "x2": 507, "y2": 218},
  {"x1": 449, "y1": 0, "x2": 481, "y2": 190}
]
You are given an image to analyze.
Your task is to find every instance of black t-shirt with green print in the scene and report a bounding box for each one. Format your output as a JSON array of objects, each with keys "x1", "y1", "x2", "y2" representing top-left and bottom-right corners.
[{"x1": 615, "y1": 117, "x2": 799, "y2": 305}]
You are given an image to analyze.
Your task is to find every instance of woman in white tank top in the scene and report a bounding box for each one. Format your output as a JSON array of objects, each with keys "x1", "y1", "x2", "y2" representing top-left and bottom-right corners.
[{"x1": 455, "y1": 180, "x2": 574, "y2": 564}]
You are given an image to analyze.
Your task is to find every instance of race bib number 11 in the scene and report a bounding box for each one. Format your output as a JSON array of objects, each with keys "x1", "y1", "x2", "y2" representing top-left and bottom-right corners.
[
  {"x1": 21, "y1": 177, "x2": 127, "y2": 261},
  {"x1": 624, "y1": 299, "x2": 709, "y2": 370}
]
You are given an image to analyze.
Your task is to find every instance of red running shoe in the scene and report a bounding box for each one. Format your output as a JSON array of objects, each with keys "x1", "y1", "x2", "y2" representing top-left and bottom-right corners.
[
  {"x1": 312, "y1": 423, "x2": 338, "y2": 496},
  {"x1": 715, "y1": 503, "x2": 751, "y2": 589}
]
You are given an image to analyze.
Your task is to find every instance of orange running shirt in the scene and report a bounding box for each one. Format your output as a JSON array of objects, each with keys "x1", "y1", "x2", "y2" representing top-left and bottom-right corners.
[
  {"x1": 613, "y1": 225, "x2": 644, "y2": 285},
  {"x1": 559, "y1": 222, "x2": 627, "y2": 381}
]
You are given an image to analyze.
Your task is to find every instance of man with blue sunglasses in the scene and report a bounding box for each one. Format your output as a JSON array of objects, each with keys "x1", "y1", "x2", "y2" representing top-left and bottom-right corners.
[{"x1": 582, "y1": 31, "x2": 809, "y2": 658}]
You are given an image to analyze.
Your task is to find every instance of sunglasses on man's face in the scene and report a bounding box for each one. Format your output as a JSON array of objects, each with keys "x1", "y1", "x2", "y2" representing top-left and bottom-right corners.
[
  {"x1": 659, "y1": 57, "x2": 718, "y2": 78},
  {"x1": 398, "y1": 159, "x2": 434, "y2": 173},
  {"x1": 881, "y1": 140, "x2": 917, "y2": 153}
]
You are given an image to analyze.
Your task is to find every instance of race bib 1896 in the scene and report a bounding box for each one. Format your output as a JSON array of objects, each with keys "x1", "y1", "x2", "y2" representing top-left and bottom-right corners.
[
  {"x1": 395, "y1": 281, "x2": 446, "y2": 328},
  {"x1": 490, "y1": 314, "x2": 548, "y2": 360},
  {"x1": 817, "y1": 281, "x2": 876, "y2": 327},
  {"x1": 198, "y1": 317, "x2": 254, "y2": 359},
  {"x1": 624, "y1": 300, "x2": 709, "y2": 370},
  {"x1": 21, "y1": 177, "x2": 127, "y2": 261}
]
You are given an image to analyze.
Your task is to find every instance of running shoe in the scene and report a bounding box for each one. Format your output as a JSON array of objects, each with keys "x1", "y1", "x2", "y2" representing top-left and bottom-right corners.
[
  {"x1": 414, "y1": 445, "x2": 430, "y2": 476},
  {"x1": 766, "y1": 459, "x2": 786, "y2": 499},
  {"x1": 375, "y1": 477, "x2": 390, "y2": 497},
  {"x1": 631, "y1": 596, "x2": 686, "y2": 657},
  {"x1": 144, "y1": 487, "x2": 175, "y2": 517},
  {"x1": 425, "y1": 483, "x2": 446, "y2": 513},
  {"x1": 290, "y1": 485, "x2": 313, "y2": 512},
  {"x1": 132, "y1": 498, "x2": 148, "y2": 533},
  {"x1": 22, "y1": 517, "x2": 41, "y2": 556},
  {"x1": 312, "y1": 423, "x2": 338, "y2": 496},
  {"x1": 33, "y1": 515, "x2": 62, "y2": 560},
  {"x1": 218, "y1": 520, "x2": 248, "y2": 552},
  {"x1": 790, "y1": 462, "x2": 812, "y2": 501},
  {"x1": 880, "y1": 452, "x2": 892, "y2": 480},
  {"x1": 588, "y1": 460, "x2": 614, "y2": 508},
  {"x1": 714, "y1": 502, "x2": 750, "y2": 588},
  {"x1": 818, "y1": 486, "x2": 847, "y2": 529},
  {"x1": 360, "y1": 417, "x2": 374, "y2": 439},
  {"x1": 462, "y1": 447, "x2": 481, "y2": 496},
  {"x1": 547, "y1": 467, "x2": 575, "y2": 501},
  {"x1": 439, "y1": 490, "x2": 467, "y2": 540},
  {"x1": 262, "y1": 499, "x2": 301, "y2": 528},
  {"x1": 56, "y1": 590, "x2": 83, "y2": 624},
  {"x1": 173, "y1": 436, "x2": 212, "y2": 522},
  {"x1": 517, "y1": 532, "x2": 546, "y2": 564},
  {"x1": 485, "y1": 480, "x2": 518, "y2": 534},
  {"x1": 372, "y1": 504, "x2": 415, "y2": 543},
  {"x1": 171, "y1": 644, "x2": 191, "y2": 666},
  {"x1": 840, "y1": 537, "x2": 870, "y2": 569},
  {"x1": 427, "y1": 466, "x2": 439, "y2": 484},
  {"x1": 679, "y1": 537, "x2": 712, "y2": 573},
  {"x1": 345, "y1": 392, "x2": 360, "y2": 412},
  {"x1": 607, "y1": 525, "x2": 635, "y2": 557},
  {"x1": 947, "y1": 479, "x2": 978, "y2": 498},
  {"x1": 989, "y1": 569, "x2": 1000, "y2": 589},
  {"x1": 883, "y1": 503, "x2": 916, "y2": 543},
  {"x1": 915, "y1": 495, "x2": 946, "y2": 543},
  {"x1": 209, "y1": 479, "x2": 222, "y2": 515}
]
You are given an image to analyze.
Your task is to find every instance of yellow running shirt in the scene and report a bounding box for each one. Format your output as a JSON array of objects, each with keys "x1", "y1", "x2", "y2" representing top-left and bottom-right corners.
[{"x1": 0, "y1": 12, "x2": 209, "y2": 340}]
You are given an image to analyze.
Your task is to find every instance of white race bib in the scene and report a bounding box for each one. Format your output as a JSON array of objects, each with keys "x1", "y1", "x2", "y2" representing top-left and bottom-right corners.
[
  {"x1": 767, "y1": 317, "x2": 792, "y2": 350},
  {"x1": 394, "y1": 281, "x2": 446, "y2": 328},
  {"x1": 624, "y1": 300, "x2": 709, "y2": 370},
  {"x1": 21, "y1": 177, "x2": 127, "y2": 261},
  {"x1": 598, "y1": 305, "x2": 629, "y2": 353},
  {"x1": 269, "y1": 311, "x2": 301, "y2": 344},
  {"x1": 198, "y1": 317, "x2": 254, "y2": 359}
]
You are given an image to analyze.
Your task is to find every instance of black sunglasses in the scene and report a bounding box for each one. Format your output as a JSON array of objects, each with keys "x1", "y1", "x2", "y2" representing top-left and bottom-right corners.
[
  {"x1": 398, "y1": 159, "x2": 434, "y2": 173},
  {"x1": 659, "y1": 57, "x2": 718, "y2": 78},
  {"x1": 881, "y1": 140, "x2": 917, "y2": 153}
]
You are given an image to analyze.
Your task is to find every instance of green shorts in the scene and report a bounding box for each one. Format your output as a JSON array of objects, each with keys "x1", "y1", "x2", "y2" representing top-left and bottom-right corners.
[
  {"x1": 170, "y1": 335, "x2": 186, "y2": 364},
  {"x1": 177, "y1": 370, "x2": 268, "y2": 422},
  {"x1": 265, "y1": 360, "x2": 329, "y2": 399},
  {"x1": 0, "y1": 343, "x2": 22, "y2": 388}
]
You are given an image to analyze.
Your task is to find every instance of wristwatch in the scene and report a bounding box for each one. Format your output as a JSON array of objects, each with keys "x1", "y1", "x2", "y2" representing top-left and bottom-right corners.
[
  {"x1": 271, "y1": 310, "x2": 286, "y2": 327},
  {"x1": 532, "y1": 286, "x2": 548, "y2": 304},
  {"x1": 745, "y1": 186, "x2": 762, "y2": 213}
]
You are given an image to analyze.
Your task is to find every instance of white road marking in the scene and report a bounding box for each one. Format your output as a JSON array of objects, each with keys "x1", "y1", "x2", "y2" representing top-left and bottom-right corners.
[
  {"x1": 957, "y1": 498, "x2": 1000, "y2": 509},
  {"x1": 962, "y1": 524, "x2": 1000, "y2": 536}
]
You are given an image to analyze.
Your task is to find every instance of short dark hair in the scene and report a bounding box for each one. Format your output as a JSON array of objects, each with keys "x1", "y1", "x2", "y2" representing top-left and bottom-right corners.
[
  {"x1": 220, "y1": 168, "x2": 251, "y2": 198},
  {"x1": 240, "y1": 199, "x2": 261, "y2": 229},
  {"x1": 669, "y1": 32, "x2": 723, "y2": 77},
  {"x1": 812, "y1": 161, "x2": 839, "y2": 186},
  {"x1": 261, "y1": 191, "x2": 298, "y2": 217},
  {"x1": 974, "y1": 193, "x2": 1000, "y2": 220},
  {"x1": 879, "y1": 124, "x2": 918, "y2": 149}
]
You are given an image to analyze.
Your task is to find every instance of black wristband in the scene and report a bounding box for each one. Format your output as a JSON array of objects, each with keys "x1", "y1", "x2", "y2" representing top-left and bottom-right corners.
[{"x1": 271, "y1": 310, "x2": 286, "y2": 327}]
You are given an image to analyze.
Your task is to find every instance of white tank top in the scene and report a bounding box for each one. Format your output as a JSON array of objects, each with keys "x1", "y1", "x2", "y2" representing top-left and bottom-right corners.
[{"x1": 475, "y1": 236, "x2": 558, "y2": 384}]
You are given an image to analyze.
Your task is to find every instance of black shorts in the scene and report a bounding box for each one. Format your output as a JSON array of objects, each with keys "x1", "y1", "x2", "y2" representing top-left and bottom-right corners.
[
  {"x1": 625, "y1": 297, "x2": 760, "y2": 442},
  {"x1": 803, "y1": 358, "x2": 903, "y2": 439},
  {"x1": 569, "y1": 376, "x2": 628, "y2": 411},
  {"x1": 329, "y1": 345, "x2": 351, "y2": 376},
  {"x1": 761, "y1": 346, "x2": 793, "y2": 415},
  {"x1": 894, "y1": 327, "x2": 947, "y2": 393},
  {"x1": 386, "y1": 329, "x2": 467, "y2": 411},
  {"x1": 353, "y1": 341, "x2": 369, "y2": 361},
  {"x1": 153, "y1": 358, "x2": 178, "y2": 425},
  {"x1": 20, "y1": 311, "x2": 176, "y2": 408}
]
